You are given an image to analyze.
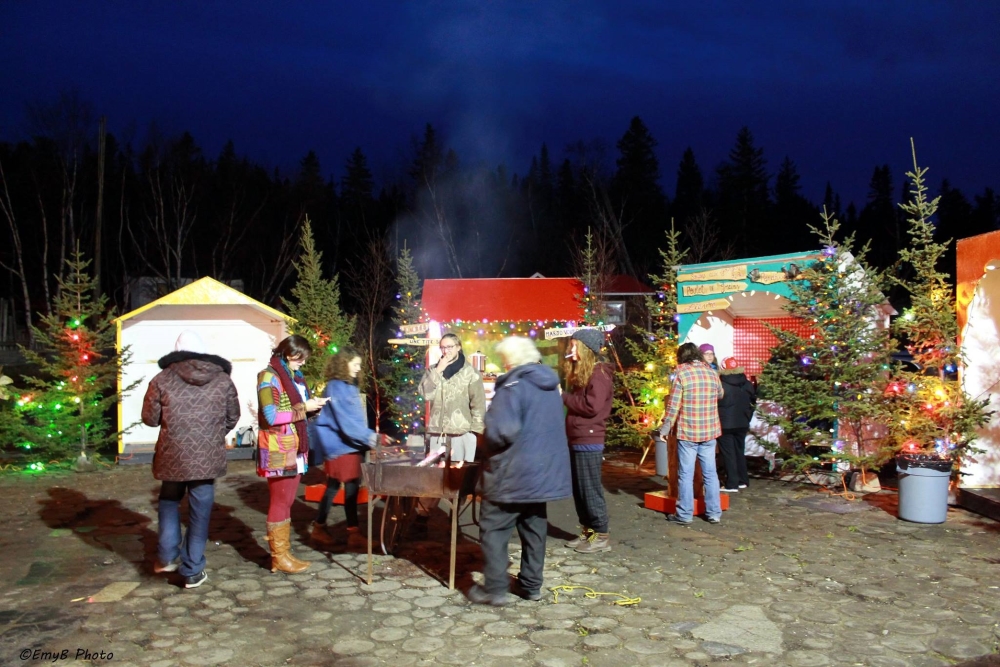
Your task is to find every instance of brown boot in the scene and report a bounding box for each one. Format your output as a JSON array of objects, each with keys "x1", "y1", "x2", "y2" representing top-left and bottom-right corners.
[
  {"x1": 310, "y1": 522, "x2": 338, "y2": 551},
  {"x1": 266, "y1": 519, "x2": 310, "y2": 573},
  {"x1": 575, "y1": 532, "x2": 611, "y2": 554},
  {"x1": 565, "y1": 527, "x2": 594, "y2": 549}
]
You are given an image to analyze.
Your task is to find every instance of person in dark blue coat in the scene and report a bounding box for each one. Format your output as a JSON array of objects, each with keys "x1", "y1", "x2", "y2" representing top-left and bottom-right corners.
[
  {"x1": 467, "y1": 336, "x2": 572, "y2": 606},
  {"x1": 308, "y1": 346, "x2": 392, "y2": 549}
]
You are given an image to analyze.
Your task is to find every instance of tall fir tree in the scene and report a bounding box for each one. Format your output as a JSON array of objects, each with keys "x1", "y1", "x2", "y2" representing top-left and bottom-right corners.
[
  {"x1": 16, "y1": 246, "x2": 138, "y2": 462},
  {"x1": 883, "y1": 144, "x2": 989, "y2": 466},
  {"x1": 578, "y1": 228, "x2": 606, "y2": 326},
  {"x1": 380, "y1": 244, "x2": 426, "y2": 436},
  {"x1": 716, "y1": 126, "x2": 770, "y2": 255},
  {"x1": 758, "y1": 211, "x2": 895, "y2": 472},
  {"x1": 610, "y1": 222, "x2": 687, "y2": 448},
  {"x1": 611, "y1": 116, "x2": 667, "y2": 273},
  {"x1": 284, "y1": 217, "x2": 356, "y2": 391}
]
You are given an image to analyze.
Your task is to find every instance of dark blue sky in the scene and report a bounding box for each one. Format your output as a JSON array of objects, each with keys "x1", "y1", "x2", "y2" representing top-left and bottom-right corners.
[{"x1": 2, "y1": 2, "x2": 998, "y2": 206}]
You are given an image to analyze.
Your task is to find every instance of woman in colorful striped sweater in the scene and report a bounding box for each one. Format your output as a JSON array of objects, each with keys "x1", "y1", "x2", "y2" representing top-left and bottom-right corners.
[{"x1": 257, "y1": 335, "x2": 328, "y2": 573}]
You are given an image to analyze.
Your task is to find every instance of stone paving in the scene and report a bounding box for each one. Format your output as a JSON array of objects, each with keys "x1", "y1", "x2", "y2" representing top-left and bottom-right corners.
[{"x1": 1, "y1": 451, "x2": 999, "y2": 666}]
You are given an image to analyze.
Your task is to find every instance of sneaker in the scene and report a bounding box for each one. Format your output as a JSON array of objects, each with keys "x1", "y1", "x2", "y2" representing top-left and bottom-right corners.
[
  {"x1": 665, "y1": 513, "x2": 692, "y2": 526},
  {"x1": 467, "y1": 584, "x2": 508, "y2": 606},
  {"x1": 510, "y1": 578, "x2": 542, "y2": 601},
  {"x1": 184, "y1": 571, "x2": 208, "y2": 589},
  {"x1": 721, "y1": 488, "x2": 739, "y2": 493},
  {"x1": 738, "y1": 484, "x2": 748, "y2": 489},
  {"x1": 705, "y1": 516, "x2": 721, "y2": 525},
  {"x1": 564, "y1": 527, "x2": 594, "y2": 549},
  {"x1": 153, "y1": 559, "x2": 179, "y2": 573}
]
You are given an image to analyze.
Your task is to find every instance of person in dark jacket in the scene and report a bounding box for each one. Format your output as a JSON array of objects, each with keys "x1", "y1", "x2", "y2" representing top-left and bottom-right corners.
[
  {"x1": 467, "y1": 336, "x2": 571, "y2": 606},
  {"x1": 562, "y1": 328, "x2": 614, "y2": 554},
  {"x1": 717, "y1": 357, "x2": 756, "y2": 492},
  {"x1": 308, "y1": 347, "x2": 392, "y2": 550},
  {"x1": 142, "y1": 331, "x2": 240, "y2": 588}
]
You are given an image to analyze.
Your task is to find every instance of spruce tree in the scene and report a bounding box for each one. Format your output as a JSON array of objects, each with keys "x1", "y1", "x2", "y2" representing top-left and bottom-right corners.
[
  {"x1": 609, "y1": 222, "x2": 686, "y2": 448},
  {"x1": 379, "y1": 245, "x2": 426, "y2": 436},
  {"x1": 285, "y1": 217, "x2": 356, "y2": 391},
  {"x1": 883, "y1": 143, "x2": 989, "y2": 466},
  {"x1": 16, "y1": 246, "x2": 137, "y2": 463},
  {"x1": 758, "y1": 211, "x2": 895, "y2": 473},
  {"x1": 578, "y1": 228, "x2": 606, "y2": 326}
]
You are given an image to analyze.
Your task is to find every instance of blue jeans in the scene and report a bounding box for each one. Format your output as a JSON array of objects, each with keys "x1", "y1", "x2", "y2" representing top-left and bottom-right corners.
[
  {"x1": 158, "y1": 480, "x2": 215, "y2": 577},
  {"x1": 677, "y1": 439, "x2": 722, "y2": 521}
]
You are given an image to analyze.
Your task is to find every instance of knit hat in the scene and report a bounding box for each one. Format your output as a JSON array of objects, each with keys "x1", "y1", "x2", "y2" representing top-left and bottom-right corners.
[
  {"x1": 572, "y1": 328, "x2": 605, "y2": 354},
  {"x1": 175, "y1": 330, "x2": 207, "y2": 354},
  {"x1": 698, "y1": 343, "x2": 715, "y2": 354},
  {"x1": 721, "y1": 356, "x2": 739, "y2": 370}
]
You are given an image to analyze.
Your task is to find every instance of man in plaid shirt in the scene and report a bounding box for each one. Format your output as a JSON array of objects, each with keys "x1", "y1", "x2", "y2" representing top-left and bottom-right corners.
[{"x1": 659, "y1": 342, "x2": 724, "y2": 525}]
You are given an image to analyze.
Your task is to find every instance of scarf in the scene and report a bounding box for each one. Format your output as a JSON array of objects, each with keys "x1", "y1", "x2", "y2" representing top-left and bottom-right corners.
[
  {"x1": 266, "y1": 355, "x2": 310, "y2": 455},
  {"x1": 442, "y1": 350, "x2": 465, "y2": 381}
]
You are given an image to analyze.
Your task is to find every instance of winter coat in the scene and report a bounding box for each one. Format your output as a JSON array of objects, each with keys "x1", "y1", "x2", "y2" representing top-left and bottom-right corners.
[
  {"x1": 419, "y1": 362, "x2": 486, "y2": 435},
  {"x1": 482, "y1": 363, "x2": 572, "y2": 504},
  {"x1": 142, "y1": 351, "x2": 240, "y2": 482},
  {"x1": 563, "y1": 362, "x2": 614, "y2": 446},
  {"x1": 718, "y1": 368, "x2": 756, "y2": 431},
  {"x1": 309, "y1": 379, "x2": 377, "y2": 462}
]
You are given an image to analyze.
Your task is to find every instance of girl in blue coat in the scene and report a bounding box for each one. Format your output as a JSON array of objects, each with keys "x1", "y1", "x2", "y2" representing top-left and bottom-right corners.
[{"x1": 309, "y1": 347, "x2": 391, "y2": 549}]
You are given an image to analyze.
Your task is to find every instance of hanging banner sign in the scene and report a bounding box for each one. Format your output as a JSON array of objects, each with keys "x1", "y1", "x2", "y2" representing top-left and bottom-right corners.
[
  {"x1": 543, "y1": 324, "x2": 616, "y2": 340},
  {"x1": 682, "y1": 281, "x2": 748, "y2": 297},
  {"x1": 400, "y1": 323, "x2": 430, "y2": 335},
  {"x1": 388, "y1": 338, "x2": 440, "y2": 346},
  {"x1": 678, "y1": 265, "x2": 747, "y2": 283},
  {"x1": 676, "y1": 298, "x2": 731, "y2": 314}
]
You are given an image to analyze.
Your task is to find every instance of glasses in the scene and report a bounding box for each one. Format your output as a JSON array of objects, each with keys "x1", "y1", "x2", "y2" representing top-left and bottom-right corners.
[{"x1": 440, "y1": 344, "x2": 458, "y2": 351}]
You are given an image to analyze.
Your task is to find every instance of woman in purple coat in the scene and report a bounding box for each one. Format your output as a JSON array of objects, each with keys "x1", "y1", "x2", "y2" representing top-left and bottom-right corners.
[{"x1": 562, "y1": 329, "x2": 614, "y2": 554}]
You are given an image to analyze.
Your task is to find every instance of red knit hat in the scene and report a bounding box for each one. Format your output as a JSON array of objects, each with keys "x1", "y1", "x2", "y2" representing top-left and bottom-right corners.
[{"x1": 721, "y1": 356, "x2": 739, "y2": 370}]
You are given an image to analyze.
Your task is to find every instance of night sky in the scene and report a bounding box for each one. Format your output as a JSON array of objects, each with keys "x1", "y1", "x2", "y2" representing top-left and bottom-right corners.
[{"x1": 2, "y1": 2, "x2": 999, "y2": 206}]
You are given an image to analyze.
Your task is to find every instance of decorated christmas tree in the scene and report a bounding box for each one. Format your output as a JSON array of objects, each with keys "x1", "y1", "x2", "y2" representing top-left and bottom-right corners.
[
  {"x1": 610, "y1": 222, "x2": 686, "y2": 448},
  {"x1": 882, "y1": 143, "x2": 989, "y2": 467},
  {"x1": 15, "y1": 247, "x2": 137, "y2": 464},
  {"x1": 758, "y1": 211, "x2": 896, "y2": 473},
  {"x1": 285, "y1": 217, "x2": 356, "y2": 391},
  {"x1": 380, "y1": 244, "x2": 426, "y2": 436},
  {"x1": 578, "y1": 228, "x2": 607, "y2": 326}
]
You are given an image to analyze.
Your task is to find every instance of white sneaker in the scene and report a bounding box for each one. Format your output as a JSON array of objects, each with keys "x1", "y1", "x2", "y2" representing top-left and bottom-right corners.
[
  {"x1": 154, "y1": 560, "x2": 179, "y2": 573},
  {"x1": 738, "y1": 484, "x2": 748, "y2": 489},
  {"x1": 721, "y1": 488, "x2": 739, "y2": 493}
]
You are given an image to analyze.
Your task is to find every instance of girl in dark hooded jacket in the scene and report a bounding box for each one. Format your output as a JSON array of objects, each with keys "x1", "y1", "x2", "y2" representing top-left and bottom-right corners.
[{"x1": 718, "y1": 357, "x2": 756, "y2": 492}]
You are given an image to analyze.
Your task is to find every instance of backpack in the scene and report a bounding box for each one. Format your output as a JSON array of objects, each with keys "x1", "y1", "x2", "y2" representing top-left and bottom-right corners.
[{"x1": 235, "y1": 425, "x2": 256, "y2": 447}]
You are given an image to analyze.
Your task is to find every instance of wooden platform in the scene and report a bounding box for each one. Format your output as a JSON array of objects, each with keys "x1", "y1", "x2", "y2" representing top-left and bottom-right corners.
[
  {"x1": 118, "y1": 445, "x2": 255, "y2": 465},
  {"x1": 956, "y1": 487, "x2": 1000, "y2": 522}
]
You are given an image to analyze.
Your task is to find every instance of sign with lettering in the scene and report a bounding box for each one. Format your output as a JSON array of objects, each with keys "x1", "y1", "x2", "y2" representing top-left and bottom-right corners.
[
  {"x1": 749, "y1": 271, "x2": 787, "y2": 285},
  {"x1": 388, "y1": 338, "x2": 440, "y2": 346},
  {"x1": 682, "y1": 281, "x2": 748, "y2": 297},
  {"x1": 400, "y1": 323, "x2": 430, "y2": 335},
  {"x1": 543, "y1": 324, "x2": 616, "y2": 340},
  {"x1": 677, "y1": 265, "x2": 747, "y2": 283},
  {"x1": 676, "y1": 298, "x2": 731, "y2": 314}
]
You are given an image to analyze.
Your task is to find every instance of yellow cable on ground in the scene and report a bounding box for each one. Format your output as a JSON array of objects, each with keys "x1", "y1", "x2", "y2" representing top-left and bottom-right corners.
[{"x1": 549, "y1": 585, "x2": 640, "y2": 607}]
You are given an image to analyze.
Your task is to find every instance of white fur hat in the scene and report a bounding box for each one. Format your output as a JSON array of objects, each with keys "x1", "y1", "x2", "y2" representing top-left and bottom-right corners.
[{"x1": 175, "y1": 330, "x2": 207, "y2": 354}]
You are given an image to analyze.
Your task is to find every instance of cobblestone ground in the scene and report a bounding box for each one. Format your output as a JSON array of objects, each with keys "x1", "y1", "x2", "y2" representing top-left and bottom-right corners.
[{"x1": 1, "y1": 451, "x2": 998, "y2": 666}]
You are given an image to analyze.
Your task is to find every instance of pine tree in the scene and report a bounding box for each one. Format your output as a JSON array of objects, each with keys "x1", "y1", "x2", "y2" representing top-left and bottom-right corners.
[
  {"x1": 609, "y1": 222, "x2": 687, "y2": 448},
  {"x1": 15, "y1": 246, "x2": 137, "y2": 463},
  {"x1": 716, "y1": 126, "x2": 770, "y2": 254},
  {"x1": 285, "y1": 217, "x2": 356, "y2": 391},
  {"x1": 379, "y1": 244, "x2": 426, "y2": 436},
  {"x1": 883, "y1": 143, "x2": 989, "y2": 466},
  {"x1": 672, "y1": 147, "x2": 705, "y2": 226},
  {"x1": 578, "y1": 228, "x2": 606, "y2": 326},
  {"x1": 758, "y1": 211, "x2": 896, "y2": 472},
  {"x1": 611, "y1": 116, "x2": 667, "y2": 272}
]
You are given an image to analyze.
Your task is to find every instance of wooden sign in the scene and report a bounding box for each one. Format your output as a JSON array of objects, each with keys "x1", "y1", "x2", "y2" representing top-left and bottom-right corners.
[
  {"x1": 676, "y1": 298, "x2": 731, "y2": 314},
  {"x1": 388, "y1": 338, "x2": 440, "y2": 346},
  {"x1": 677, "y1": 265, "x2": 747, "y2": 283},
  {"x1": 543, "y1": 324, "x2": 616, "y2": 340},
  {"x1": 750, "y1": 271, "x2": 786, "y2": 285},
  {"x1": 400, "y1": 323, "x2": 430, "y2": 335},
  {"x1": 682, "y1": 281, "x2": 747, "y2": 297}
]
